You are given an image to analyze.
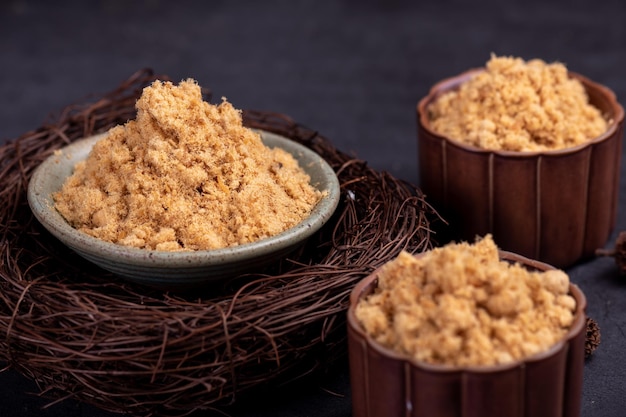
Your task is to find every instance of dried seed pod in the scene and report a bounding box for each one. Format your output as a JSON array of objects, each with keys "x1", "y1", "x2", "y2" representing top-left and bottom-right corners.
[
  {"x1": 585, "y1": 317, "x2": 601, "y2": 358},
  {"x1": 596, "y1": 231, "x2": 626, "y2": 275}
]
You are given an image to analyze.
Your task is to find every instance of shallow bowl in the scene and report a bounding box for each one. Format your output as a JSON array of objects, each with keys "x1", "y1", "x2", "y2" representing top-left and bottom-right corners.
[
  {"x1": 417, "y1": 69, "x2": 624, "y2": 268},
  {"x1": 347, "y1": 251, "x2": 587, "y2": 417},
  {"x1": 27, "y1": 130, "x2": 340, "y2": 289}
]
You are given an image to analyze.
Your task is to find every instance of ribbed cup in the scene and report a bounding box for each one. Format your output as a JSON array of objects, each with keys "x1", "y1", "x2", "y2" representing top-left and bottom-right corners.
[
  {"x1": 347, "y1": 251, "x2": 587, "y2": 417},
  {"x1": 417, "y1": 69, "x2": 624, "y2": 268}
]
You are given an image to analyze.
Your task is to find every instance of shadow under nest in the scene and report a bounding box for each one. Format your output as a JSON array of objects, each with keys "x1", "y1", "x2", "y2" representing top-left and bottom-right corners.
[{"x1": 0, "y1": 69, "x2": 442, "y2": 416}]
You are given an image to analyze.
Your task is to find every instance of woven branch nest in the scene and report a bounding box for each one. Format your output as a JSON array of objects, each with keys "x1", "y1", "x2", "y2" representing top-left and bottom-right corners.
[{"x1": 0, "y1": 69, "x2": 441, "y2": 416}]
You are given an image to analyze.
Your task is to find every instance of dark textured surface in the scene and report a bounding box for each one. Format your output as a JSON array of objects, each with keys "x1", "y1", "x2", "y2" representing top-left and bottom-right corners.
[{"x1": 1, "y1": 0, "x2": 625, "y2": 416}]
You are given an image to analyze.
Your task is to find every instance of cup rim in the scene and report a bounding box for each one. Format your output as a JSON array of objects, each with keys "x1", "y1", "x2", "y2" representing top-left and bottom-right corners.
[
  {"x1": 347, "y1": 250, "x2": 587, "y2": 374},
  {"x1": 416, "y1": 67, "x2": 625, "y2": 158}
]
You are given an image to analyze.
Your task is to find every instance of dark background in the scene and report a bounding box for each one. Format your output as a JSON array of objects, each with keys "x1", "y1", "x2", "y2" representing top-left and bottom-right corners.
[{"x1": 1, "y1": 0, "x2": 625, "y2": 416}]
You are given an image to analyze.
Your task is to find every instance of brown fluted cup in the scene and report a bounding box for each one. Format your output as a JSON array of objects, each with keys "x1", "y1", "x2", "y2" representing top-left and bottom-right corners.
[
  {"x1": 417, "y1": 69, "x2": 624, "y2": 268},
  {"x1": 347, "y1": 251, "x2": 587, "y2": 417}
]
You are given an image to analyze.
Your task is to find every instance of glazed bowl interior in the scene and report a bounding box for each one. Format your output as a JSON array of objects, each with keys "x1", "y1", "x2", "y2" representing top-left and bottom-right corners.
[{"x1": 27, "y1": 129, "x2": 341, "y2": 290}]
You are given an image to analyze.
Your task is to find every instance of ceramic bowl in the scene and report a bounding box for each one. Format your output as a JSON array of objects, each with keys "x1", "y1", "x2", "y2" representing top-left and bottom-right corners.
[
  {"x1": 347, "y1": 251, "x2": 587, "y2": 417},
  {"x1": 27, "y1": 130, "x2": 340, "y2": 289},
  {"x1": 417, "y1": 69, "x2": 624, "y2": 268}
]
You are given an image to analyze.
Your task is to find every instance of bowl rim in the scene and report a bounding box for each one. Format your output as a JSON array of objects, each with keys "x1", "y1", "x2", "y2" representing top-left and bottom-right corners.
[
  {"x1": 417, "y1": 67, "x2": 625, "y2": 158},
  {"x1": 347, "y1": 250, "x2": 587, "y2": 374},
  {"x1": 27, "y1": 129, "x2": 341, "y2": 269}
]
